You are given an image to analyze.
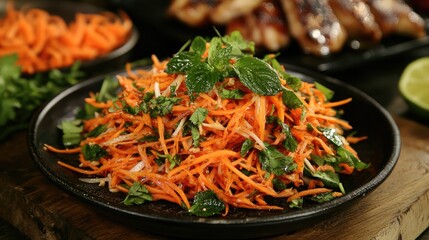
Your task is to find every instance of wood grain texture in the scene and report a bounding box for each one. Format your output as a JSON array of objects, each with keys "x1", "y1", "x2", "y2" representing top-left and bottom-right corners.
[{"x1": 0, "y1": 116, "x2": 428, "y2": 240}]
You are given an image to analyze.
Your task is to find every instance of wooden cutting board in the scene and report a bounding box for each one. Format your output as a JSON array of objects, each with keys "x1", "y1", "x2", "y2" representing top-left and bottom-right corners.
[{"x1": 0, "y1": 115, "x2": 428, "y2": 240}]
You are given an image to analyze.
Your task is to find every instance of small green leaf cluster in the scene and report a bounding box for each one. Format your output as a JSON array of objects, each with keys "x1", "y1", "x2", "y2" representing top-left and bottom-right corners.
[
  {"x1": 122, "y1": 182, "x2": 153, "y2": 206},
  {"x1": 165, "y1": 31, "x2": 284, "y2": 96},
  {"x1": 0, "y1": 54, "x2": 83, "y2": 140}
]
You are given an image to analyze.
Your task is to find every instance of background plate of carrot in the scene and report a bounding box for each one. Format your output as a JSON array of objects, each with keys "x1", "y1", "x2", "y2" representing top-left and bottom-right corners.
[
  {"x1": 0, "y1": 0, "x2": 139, "y2": 74},
  {"x1": 27, "y1": 63, "x2": 400, "y2": 239}
]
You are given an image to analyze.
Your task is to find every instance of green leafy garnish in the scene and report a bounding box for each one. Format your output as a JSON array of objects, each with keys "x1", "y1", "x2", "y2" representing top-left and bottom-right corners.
[
  {"x1": 144, "y1": 96, "x2": 181, "y2": 118},
  {"x1": 122, "y1": 182, "x2": 153, "y2": 205},
  {"x1": 190, "y1": 108, "x2": 208, "y2": 125},
  {"x1": 165, "y1": 31, "x2": 282, "y2": 96},
  {"x1": 0, "y1": 54, "x2": 83, "y2": 140},
  {"x1": 240, "y1": 139, "x2": 254, "y2": 156},
  {"x1": 233, "y1": 56, "x2": 282, "y2": 96},
  {"x1": 84, "y1": 124, "x2": 107, "y2": 138},
  {"x1": 218, "y1": 87, "x2": 244, "y2": 99},
  {"x1": 60, "y1": 119, "x2": 83, "y2": 147},
  {"x1": 310, "y1": 192, "x2": 336, "y2": 203},
  {"x1": 82, "y1": 143, "x2": 107, "y2": 161},
  {"x1": 188, "y1": 190, "x2": 225, "y2": 217},
  {"x1": 282, "y1": 89, "x2": 303, "y2": 110},
  {"x1": 289, "y1": 198, "x2": 303, "y2": 209},
  {"x1": 258, "y1": 144, "x2": 297, "y2": 176},
  {"x1": 315, "y1": 82, "x2": 334, "y2": 101},
  {"x1": 264, "y1": 55, "x2": 302, "y2": 91},
  {"x1": 319, "y1": 127, "x2": 344, "y2": 147}
]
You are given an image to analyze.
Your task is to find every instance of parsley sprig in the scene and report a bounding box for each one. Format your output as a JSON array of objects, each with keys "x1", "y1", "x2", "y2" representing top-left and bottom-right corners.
[{"x1": 0, "y1": 54, "x2": 83, "y2": 141}]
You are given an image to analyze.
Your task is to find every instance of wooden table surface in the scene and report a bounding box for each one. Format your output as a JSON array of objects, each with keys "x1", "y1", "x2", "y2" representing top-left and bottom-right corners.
[{"x1": 0, "y1": 115, "x2": 428, "y2": 240}]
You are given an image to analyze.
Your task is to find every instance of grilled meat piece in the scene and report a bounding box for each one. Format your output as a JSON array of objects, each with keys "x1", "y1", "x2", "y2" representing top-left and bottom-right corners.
[
  {"x1": 226, "y1": 0, "x2": 290, "y2": 51},
  {"x1": 329, "y1": 0, "x2": 382, "y2": 48},
  {"x1": 211, "y1": 0, "x2": 265, "y2": 24},
  {"x1": 365, "y1": 0, "x2": 426, "y2": 38},
  {"x1": 168, "y1": 0, "x2": 217, "y2": 27},
  {"x1": 168, "y1": 0, "x2": 264, "y2": 26},
  {"x1": 280, "y1": 0, "x2": 348, "y2": 56}
]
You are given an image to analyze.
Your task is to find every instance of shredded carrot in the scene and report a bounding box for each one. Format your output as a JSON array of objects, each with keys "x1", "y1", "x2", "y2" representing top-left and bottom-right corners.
[
  {"x1": 0, "y1": 1, "x2": 133, "y2": 74},
  {"x1": 44, "y1": 47, "x2": 367, "y2": 214}
]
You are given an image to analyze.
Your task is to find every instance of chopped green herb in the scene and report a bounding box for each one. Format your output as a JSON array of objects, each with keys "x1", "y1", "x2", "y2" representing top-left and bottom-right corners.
[
  {"x1": 82, "y1": 143, "x2": 107, "y2": 161},
  {"x1": 315, "y1": 82, "x2": 334, "y2": 101},
  {"x1": 240, "y1": 139, "x2": 254, "y2": 156},
  {"x1": 282, "y1": 89, "x2": 303, "y2": 110},
  {"x1": 258, "y1": 144, "x2": 297, "y2": 176},
  {"x1": 122, "y1": 182, "x2": 153, "y2": 205},
  {"x1": 188, "y1": 190, "x2": 225, "y2": 217},
  {"x1": 190, "y1": 108, "x2": 208, "y2": 125},
  {"x1": 60, "y1": 119, "x2": 83, "y2": 147}
]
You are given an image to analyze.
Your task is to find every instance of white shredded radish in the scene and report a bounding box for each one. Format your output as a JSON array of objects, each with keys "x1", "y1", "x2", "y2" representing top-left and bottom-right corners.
[
  {"x1": 154, "y1": 82, "x2": 161, "y2": 97},
  {"x1": 304, "y1": 158, "x2": 316, "y2": 174},
  {"x1": 172, "y1": 117, "x2": 187, "y2": 137},
  {"x1": 130, "y1": 161, "x2": 145, "y2": 172},
  {"x1": 162, "y1": 74, "x2": 184, "y2": 96}
]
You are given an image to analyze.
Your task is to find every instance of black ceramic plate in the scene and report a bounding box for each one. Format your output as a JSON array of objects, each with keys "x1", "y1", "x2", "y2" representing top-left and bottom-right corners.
[{"x1": 28, "y1": 65, "x2": 401, "y2": 239}]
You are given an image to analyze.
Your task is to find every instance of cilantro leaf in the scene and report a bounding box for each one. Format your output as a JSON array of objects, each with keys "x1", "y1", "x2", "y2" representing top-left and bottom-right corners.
[
  {"x1": 336, "y1": 146, "x2": 370, "y2": 170},
  {"x1": 190, "y1": 108, "x2": 208, "y2": 125},
  {"x1": 221, "y1": 30, "x2": 255, "y2": 56},
  {"x1": 218, "y1": 87, "x2": 244, "y2": 99},
  {"x1": 146, "y1": 96, "x2": 181, "y2": 118},
  {"x1": 122, "y1": 182, "x2": 153, "y2": 205},
  {"x1": 233, "y1": 56, "x2": 282, "y2": 96}
]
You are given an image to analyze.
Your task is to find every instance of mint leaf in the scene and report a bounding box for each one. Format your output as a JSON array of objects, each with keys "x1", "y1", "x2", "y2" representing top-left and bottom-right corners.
[
  {"x1": 282, "y1": 89, "x2": 303, "y2": 109},
  {"x1": 258, "y1": 144, "x2": 297, "y2": 176},
  {"x1": 319, "y1": 127, "x2": 343, "y2": 147},
  {"x1": 264, "y1": 56, "x2": 302, "y2": 91},
  {"x1": 165, "y1": 51, "x2": 201, "y2": 74},
  {"x1": 233, "y1": 56, "x2": 282, "y2": 96},
  {"x1": 189, "y1": 190, "x2": 225, "y2": 217},
  {"x1": 190, "y1": 36, "x2": 207, "y2": 56},
  {"x1": 186, "y1": 62, "x2": 221, "y2": 94}
]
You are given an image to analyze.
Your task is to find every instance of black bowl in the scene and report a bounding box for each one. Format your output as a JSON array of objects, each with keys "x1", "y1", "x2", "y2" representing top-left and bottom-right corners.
[
  {"x1": 28, "y1": 65, "x2": 400, "y2": 239},
  {"x1": 12, "y1": 0, "x2": 139, "y2": 75}
]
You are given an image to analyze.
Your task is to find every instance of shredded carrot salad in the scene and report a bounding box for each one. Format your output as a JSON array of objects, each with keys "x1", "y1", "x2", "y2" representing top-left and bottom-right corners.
[
  {"x1": 45, "y1": 38, "x2": 369, "y2": 216},
  {"x1": 0, "y1": 1, "x2": 132, "y2": 74}
]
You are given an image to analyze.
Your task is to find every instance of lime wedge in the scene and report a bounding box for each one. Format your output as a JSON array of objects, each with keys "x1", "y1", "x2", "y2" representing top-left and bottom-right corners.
[{"x1": 398, "y1": 57, "x2": 429, "y2": 120}]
